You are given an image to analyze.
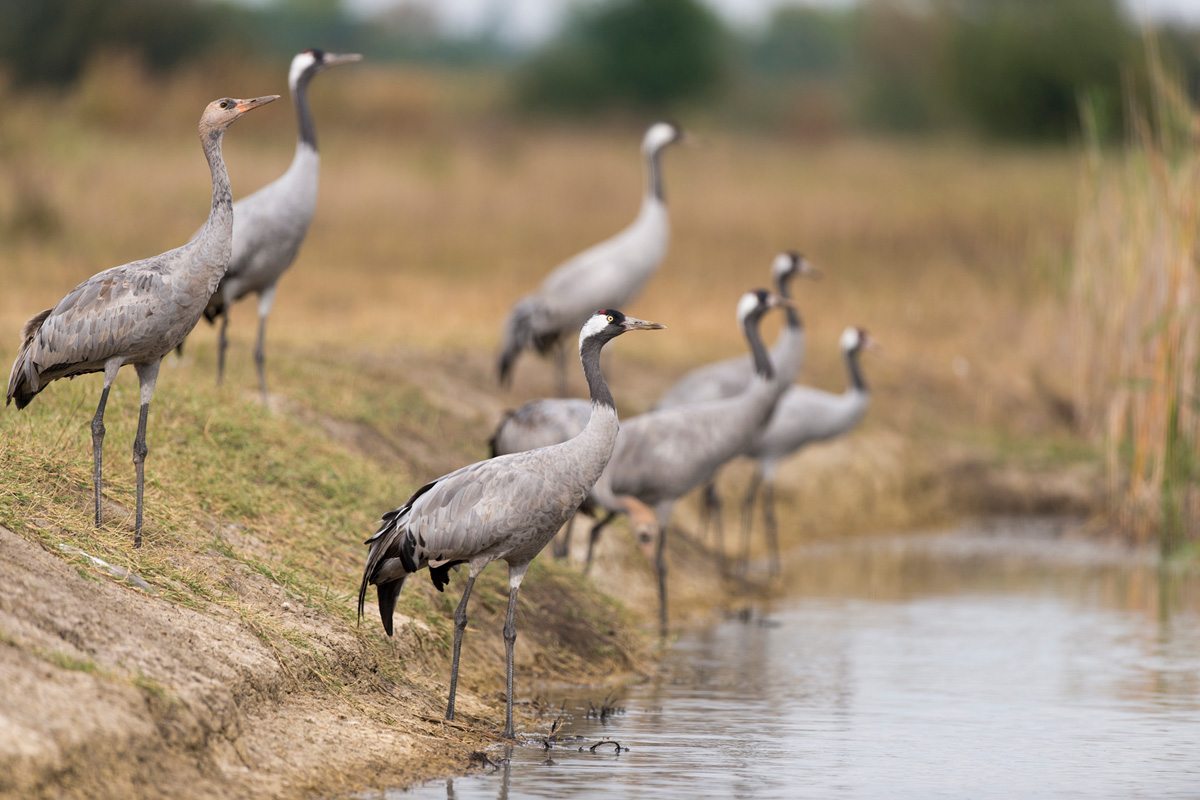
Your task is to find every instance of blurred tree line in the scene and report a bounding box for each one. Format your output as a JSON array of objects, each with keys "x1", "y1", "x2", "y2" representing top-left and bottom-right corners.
[{"x1": 2, "y1": 0, "x2": 1199, "y2": 142}]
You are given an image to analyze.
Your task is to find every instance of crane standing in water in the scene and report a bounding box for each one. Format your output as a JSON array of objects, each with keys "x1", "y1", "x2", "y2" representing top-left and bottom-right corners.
[
  {"x1": 360, "y1": 309, "x2": 664, "y2": 740},
  {"x1": 736, "y1": 326, "x2": 876, "y2": 575},
  {"x1": 596, "y1": 290, "x2": 792, "y2": 636}
]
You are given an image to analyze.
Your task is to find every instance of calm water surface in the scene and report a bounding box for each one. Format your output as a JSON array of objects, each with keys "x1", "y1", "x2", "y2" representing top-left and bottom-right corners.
[{"x1": 385, "y1": 520, "x2": 1200, "y2": 799}]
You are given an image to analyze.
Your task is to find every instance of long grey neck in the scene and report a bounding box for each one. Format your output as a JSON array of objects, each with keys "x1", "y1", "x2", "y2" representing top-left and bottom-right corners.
[
  {"x1": 293, "y1": 74, "x2": 317, "y2": 151},
  {"x1": 580, "y1": 336, "x2": 615, "y2": 410},
  {"x1": 776, "y1": 272, "x2": 801, "y2": 330},
  {"x1": 200, "y1": 128, "x2": 233, "y2": 241},
  {"x1": 845, "y1": 347, "x2": 867, "y2": 393},
  {"x1": 745, "y1": 313, "x2": 774, "y2": 382},
  {"x1": 645, "y1": 147, "x2": 666, "y2": 203}
]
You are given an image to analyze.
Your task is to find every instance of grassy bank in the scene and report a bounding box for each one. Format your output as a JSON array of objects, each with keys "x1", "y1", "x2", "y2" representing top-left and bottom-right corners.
[{"x1": 0, "y1": 63, "x2": 1099, "y2": 796}]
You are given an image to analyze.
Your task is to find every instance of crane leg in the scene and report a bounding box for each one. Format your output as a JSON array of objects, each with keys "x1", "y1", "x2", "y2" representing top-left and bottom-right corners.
[
  {"x1": 90, "y1": 385, "x2": 112, "y2": 529},
  {"x1": 132, "y1": 361, "x2": 160, "y2": 549},
  {"x1": 583, "y1": 511, "x2": 617, "y2": 575},
  {"x1": 216, "y1": 311, "x2": 230, "y2": 386},
  {"x1": 763, "y1": 479, "x2": 781, "y2": 577},
  {"x1": 255, "y1": 286, "x2": 276, "y2": 404},
  {"x1": 702, "y1": 481, "x2": 726, "y2": 563},
  {"x1": 553, "y1": 340, "x2": 568, "y2": 398},
  {"x1": 501, "y1": 564, "x2": 529, "y2": 740},
  {"x1": 551, "y1": 519, "x2": 572, "y2": 559},
  {"x1": 738, "y1": 470, "x2": 763, "y2": 574},
  {"x1": 445, "y1": 571, "x2": 478, "y2": 723},
  {"x1": 654, "y1": 502, "x2": 674, "y2": 639}
]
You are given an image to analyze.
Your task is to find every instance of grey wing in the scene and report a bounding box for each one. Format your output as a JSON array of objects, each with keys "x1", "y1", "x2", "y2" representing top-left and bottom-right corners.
[
  {"x1": 491, "y1": 399, "x2": 591, "y2": 456},
  {"x1": 607, "y1": 406, "x2": 739, "y2": 502},
  {"x1": 655, "y1": 353, "x2": 754, "y2": 410},
  {"x1": 28, "y1": 261, "x2": 176, "y2": 376},
  {"x1": 406, "y1": 453, "x2": 582, "y2": 563},
  {"x1": 755, "y1": 388, "x2": 869, "y2": 456},
  {"x1": 224, "y1": 185, "x2": 312, "y2": 286}
]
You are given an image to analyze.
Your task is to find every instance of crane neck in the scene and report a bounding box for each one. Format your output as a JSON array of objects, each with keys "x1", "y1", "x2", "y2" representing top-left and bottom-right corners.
[
  {"x1": 580, "y1": 335, "x2": 616, "y2": 410},
  {"x1": 199, "y1": 127, "x2": 233, "y2": 243},
  {"x1": 775, "y1": 271, "x2": 802, "y2": 331},
  {"x1": 292, "y1": 73, "x2": 318, "y2": 152},
  {"x1": 644, "y1": 146, "x2": 667, "y2": 204},
  {"x1": 745, "y1": 312, "x2": 774, "y2": 383},
  {"x1": 844, "y1": 346, "x2": 868, "y2": 393}
]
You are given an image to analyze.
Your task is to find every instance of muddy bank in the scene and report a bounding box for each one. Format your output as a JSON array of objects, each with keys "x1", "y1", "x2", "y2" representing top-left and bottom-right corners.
[{"x1": 0, "y1": 344, "x2": 1102, "y2": 799}]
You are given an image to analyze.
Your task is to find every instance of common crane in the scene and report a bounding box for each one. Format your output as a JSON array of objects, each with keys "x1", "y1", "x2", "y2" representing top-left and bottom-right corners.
[
  {"x1": 7, "y1": 95, "x2": 279, "y2": 547},
  {"x1": 198, "y1": 49, "x2": 360, "y2": 401},
  {"x1": 359, "y1": 309, "x2": 663, "y2": 739},
  {"x1": 736, "y1": 326, "x2": 876, "y2": 575},
  {"x1": 498, "y1": 122, "x2": 685, "y2": 396}
]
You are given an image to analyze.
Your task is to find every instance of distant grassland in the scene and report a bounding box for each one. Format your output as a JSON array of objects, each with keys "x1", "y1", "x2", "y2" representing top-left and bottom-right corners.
[{"x1": 2, "y1": 61, "x2": 1081, "y2": 442}]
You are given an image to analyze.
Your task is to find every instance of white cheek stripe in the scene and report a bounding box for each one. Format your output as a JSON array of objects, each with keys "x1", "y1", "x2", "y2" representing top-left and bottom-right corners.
[{"x1": 289, "y1": 52, "x2": 318, "y2": 88}]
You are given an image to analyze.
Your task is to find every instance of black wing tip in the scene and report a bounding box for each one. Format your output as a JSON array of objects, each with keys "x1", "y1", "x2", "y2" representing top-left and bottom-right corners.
[
  {"x1": 8, "y1": 387, "x2": 36, "y2": 410},
  {"x1": 377, "y1": 580, "x2": 400, "y2": 637},
  {"x1": 497, "y1": 351, "x2": 516, "y2": 386}
]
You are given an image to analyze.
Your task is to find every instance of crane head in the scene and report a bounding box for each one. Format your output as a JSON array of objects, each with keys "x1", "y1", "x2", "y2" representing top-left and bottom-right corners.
[
  {"x1": 291, "y1": 49, "x2": 363, "y2": 88},
  {"x1": 841, "y1": 326, "x2": 880, "y2": 354},
  {"x1": 579, "y1": 309, "x2": 665, "y2": 351},
  {"x1": 199, "y1": 95, "x2": 279, "y2": 136},
  {"x1": 643, "y1": 121, "x2": 688, "y2": 154},
  {"x1": 773, "y1": 251, "x2": 822, "y2": 284}
]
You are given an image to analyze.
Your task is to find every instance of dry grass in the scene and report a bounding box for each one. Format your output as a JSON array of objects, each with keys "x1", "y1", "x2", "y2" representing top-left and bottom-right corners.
[
  {"x1": 0, "y1": 59, "x2": 1116, "y2": 794},
  {"x1": 0, "y1": 60, "x2": 1092, "y2": 561},
  {"x1": 1068, "y1": 41, "x2": 1200, "y2": 553}
]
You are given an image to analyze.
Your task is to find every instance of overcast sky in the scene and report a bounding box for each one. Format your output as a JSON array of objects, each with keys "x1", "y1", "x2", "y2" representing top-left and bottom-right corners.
[{"x1": 345, "y1": 0, "x2": 1200, "y2": 44}]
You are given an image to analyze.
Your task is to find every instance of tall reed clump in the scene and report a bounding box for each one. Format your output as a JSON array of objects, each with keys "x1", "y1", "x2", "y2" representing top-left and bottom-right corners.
[{"x1": 1069, "y1": 40, "x2": 1200, "y2": 556}]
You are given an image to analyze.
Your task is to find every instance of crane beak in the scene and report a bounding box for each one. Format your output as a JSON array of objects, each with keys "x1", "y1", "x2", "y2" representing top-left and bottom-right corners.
[
  {"x1": 861, "y1": 332, "x2": 882, "y2": 353},
  {"x1": 234, "y1": 95, "x2": 280, "y2": 115},
  {"x1": 325, "y1": 53, "x2": 363, "y2": 68},
  {"x1": 799, "y1": 259, "x2": 823, "y2": 280},
  {"x1": 621, "y1": 316, "x2": 665, "y2": 332},
  {"x1": 769, "y1": 295, "x2": 797, "y2": 310}
]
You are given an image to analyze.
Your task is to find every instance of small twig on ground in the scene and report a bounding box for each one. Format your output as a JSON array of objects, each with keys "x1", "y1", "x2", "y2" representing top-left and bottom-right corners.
[
  {"x1": 581, "y1": 740, "x2": 627, "y2": 753},
  {"x1": 467, "y1": 751, "x2": 508, "y2": 770}
]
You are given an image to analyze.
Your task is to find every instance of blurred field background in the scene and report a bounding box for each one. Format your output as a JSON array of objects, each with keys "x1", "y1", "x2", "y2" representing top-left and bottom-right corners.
[{"x1": 2, "y1": 0, "x2": 1200, "y2": 559}]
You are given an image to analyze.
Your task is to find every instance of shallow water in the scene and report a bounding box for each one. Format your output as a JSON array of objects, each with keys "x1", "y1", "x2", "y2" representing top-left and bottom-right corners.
[{"x1": 384, "y1": 520, "x2": 1200, "y2": 799}]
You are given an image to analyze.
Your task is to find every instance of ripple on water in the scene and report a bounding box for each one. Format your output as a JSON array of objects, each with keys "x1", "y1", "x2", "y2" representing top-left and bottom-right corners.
[{"x1": 384, "y1": 524, "x2": 1200, "y2": 800}]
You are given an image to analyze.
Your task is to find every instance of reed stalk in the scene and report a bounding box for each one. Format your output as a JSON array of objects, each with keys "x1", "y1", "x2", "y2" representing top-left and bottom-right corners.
[{"x1": 1069, "y1": 36, "x2": 1200, "y2": 553}]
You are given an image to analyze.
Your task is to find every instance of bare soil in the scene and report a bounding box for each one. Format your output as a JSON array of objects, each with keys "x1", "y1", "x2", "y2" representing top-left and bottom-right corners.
[{"x1": 0, "y1": 344, "x2": 1101, "y2": 800}]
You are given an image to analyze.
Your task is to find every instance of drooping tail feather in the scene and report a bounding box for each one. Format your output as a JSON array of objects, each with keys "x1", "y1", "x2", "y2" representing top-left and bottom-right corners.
[
  {"x1": 488, "y1": 408, "x2": 517, "y2": 458},
  {"x1": 6, "y1": 308, "x2": 52, "y2": 410},
  {"x1": 497, "y1": 298, "x2": 538, "y2": 386},
  {"x1": 358, "y1": 500, "x2": 425, "y2": 636},
  {"x1": 202, "y1": 292, "x2": 225, "y2": 325}
]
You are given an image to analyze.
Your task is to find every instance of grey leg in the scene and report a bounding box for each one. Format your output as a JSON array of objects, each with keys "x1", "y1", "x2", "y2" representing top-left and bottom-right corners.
[
  {"x1": 739, "y1": 470, "x2": 763, "y2": 573},
  {"x1": 90, "y1": 386, "x2": 111, "y2": 528},
  {"x1": 553, "y1": 339, "x2": 568, "y2": 398},
  {"x1": 763, "y1": 479, "x2": 781, "y2": 577},
  {"x1": 551, "y1": 519, "x2": 572, "y2": 560},
  {"x1": 132, "y1": 360, "x2": 161, "y2": 549},
  {"x1": 501, "y1": 565, "x2": 528, "y2": 740},
  {"x1": 654, "y1": 502, "x2": 674, "y2": 639},
  {"x1": 132, "y1": 402, "x2": 149, "y2": 548},
  {"x1": 254, "y1": 313, "x2": 269, "y2": 402},
  {"x1": 583, "y1": 511, "x2": 617, "y2": 575},
  {"x1": 216, "y1": 311, "x2": 230, "y2": 386},
  {"x1": 703, "y1": 481, "x2": 727, "y2": 569},
  {"x1": 255, "y1": 285, "x2": 277, "y2": 404},
  {"x1": 445, "y1": 572, "x2": 478, "y2": 723}
]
